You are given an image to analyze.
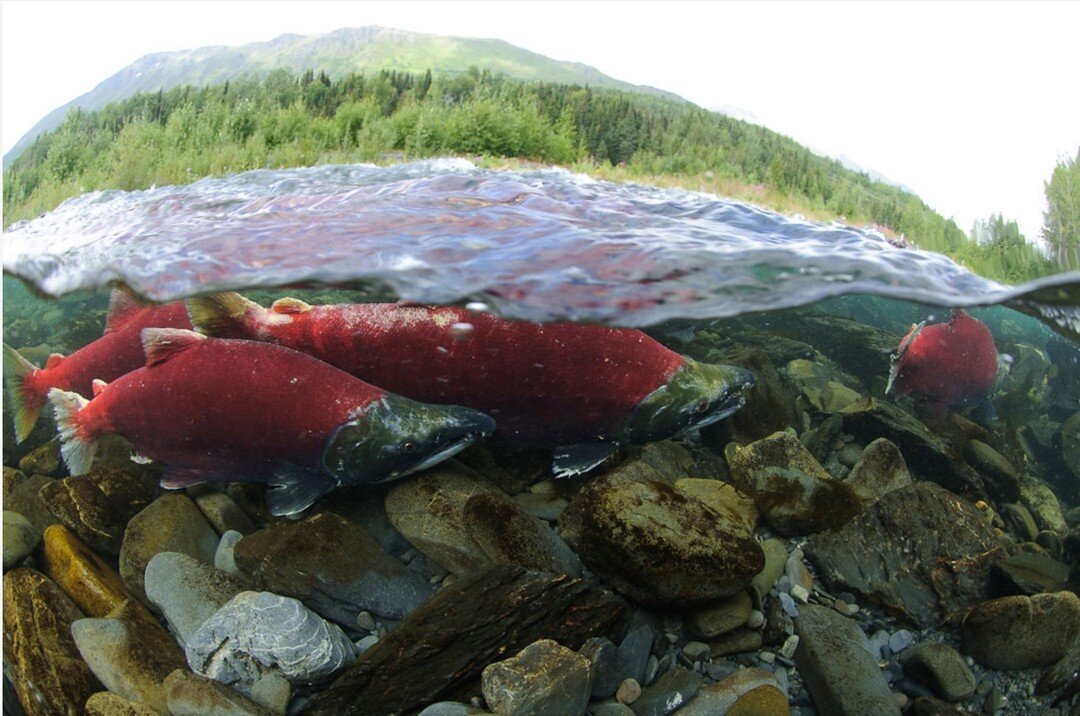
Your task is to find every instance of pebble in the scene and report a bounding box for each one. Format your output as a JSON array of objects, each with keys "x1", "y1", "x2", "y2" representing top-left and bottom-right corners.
[
  {"x1": 250, "y1": 672, "x2": 290, "y2": 715},
  {"x1": 144, "y1": 551, "x2": 247, "y2": 647},
  {"x1": 214, "y1": 529, "x2": 244, "y2": 577},
  {"x1": 780, "y1": 634, "x2": 800, "y2": 660},
  {"x1": 356, "y1": 611, "x2": 376, "y2": 632},
  {"x1": 759, "y1": 651, "x2": 776, "y2": 664},
  {"x1": 746, "y1": 609, "x2": 764, "y2": 629},
  {"x1": 888, "y1": 629, "x2": 913, "y2": 653},
  {"x1": 790, "y1": 584, "x2": 810, "y2": 604},
  {"x1": 3, "y1": 511, "x2": 39, "y2": 569},
  {"x1": 643, "y1": 655, "x2": 659, "y2": 685},
  {"x1": 682, "y1": 641, "x2": 710, "y2": 662},
  {"x1": 616, "y1": 677, "x2": 641, "y2": 704},
  {"x1": 779, "y1": 591, "x2": 799, "y2": 617},
  {"x1": 355, "y1": 634, "x2": 379, "y2": 653}
]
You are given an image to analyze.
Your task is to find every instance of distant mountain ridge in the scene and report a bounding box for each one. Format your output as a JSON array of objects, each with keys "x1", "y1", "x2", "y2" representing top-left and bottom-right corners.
[{"x1": 4, "y1": 26, "x2": 684, "y2": 166}]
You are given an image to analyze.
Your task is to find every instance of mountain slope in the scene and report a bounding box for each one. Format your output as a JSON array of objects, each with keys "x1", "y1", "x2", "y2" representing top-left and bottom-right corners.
[{"x1": 4, "y1": 26, "x2": 683, "y2": 166}]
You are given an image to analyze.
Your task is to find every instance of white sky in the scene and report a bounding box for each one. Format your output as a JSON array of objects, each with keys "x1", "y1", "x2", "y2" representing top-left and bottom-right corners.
[{"x1": 2, "y1": 1, "x2": 1078, "y2": 243}]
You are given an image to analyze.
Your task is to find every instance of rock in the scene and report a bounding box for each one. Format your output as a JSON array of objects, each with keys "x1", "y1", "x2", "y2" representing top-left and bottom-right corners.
[
  {"x1": 794, "y1": 604, "x2": 899, "y2": 715},
  {"x1": 689, "y1": 590, "x2": 752, "y2": 639},
  {"x1": 580, "y1": 637, "x2": 621, "y2": 699},
  {"x1": 725, "y1": 348, "x2": 796, "y2": 442},
  {"x1": 3, "y1": 510, "x2": 38, "y2": 568},
  {"x1": 192, "y1": 489, "x2": 257, "y2": 535},
  {"x1": 18, "y1": 437, "x2": 65, "y2": 476},
  {"x1": 751, "y1": 539, "x2": 788, "y2": 596},
  {"x1": 84, "y1": 691, "x2": 160, "y2": 715},
  {"x1": 480, "y1": 639, "x2": 592, "y2": 716},
  {"x1": 384, "y1": 465, "x2": 502, "y2": 576},
  {"x1": 782, "y1": 359, "x2": 862, "y2": 414},
  {"x1": 186, "y1": 591, "x2": 357, "y2": 693},
  {"x1": 3, "y1": 568, "x2": 101, "y2": 716},
  {"x1": 39, "y1": 467, "x2": 154, "y2": 554},
  {"x1": 306, "y1": 565, "x2": 629, "y2": 715},
  {"x1": 615, "y1": 625, "x2": 655, "y2": 687},
  {"x1": 418, "y1": 704, "x2": 492, "y2": 716},
  {"x1": 844, "y1": 438, "x2": 912, "y2": 504},
  {"x1": 250, "y1": 672, "x2": 291, "y2": 715},
  {"x1": 1001, "y1": 502, "x2": 1039, "y2": 542},
  {"x1": 119, "y1": 494, "x2": 219, "y2": 608},
  {"x1": 630, "y1": 666, "x2": 700, "y2": 716},
  {"x1": 1019, "y1": 477, "x2": 1068, "y2": 533},
  {"x1": 576, "y1": 479, "x2": 764, "y2": 606},
  {"x1": 727, "y1": 431, "x2": 863, "y2": 536},
  {"x1": 617, "y1": 678, "x2": 643, "y2": 704},
  {"x1": 676, "y1": 667, "x2": 789, "y2": 716},
  {"x1": 163, "y1": 668, "x2": 275, "y2": 715},
  {"x1": 1062, "y1": 409, "x2": 1080, "y2": 481},
  {"x1": 463, "y1": 491, "x2": 583, "y2": 576},
  {"x1": 3, "y1": 472, "x2": 60, "y2": 536},
  {"x1": 233, "y1": 512, "x2": 432, "y2": 625},
  {"x1": 514, "y1": 481, "x2": 570, "y2": 523},
  {"x1": 71, "y1": 599, "x2": 187, "y2": 713},
  {"x1": 992, "y1": 551, "x2": 1070, "y2": 594},
  {"x1": 1035, "y1": 637, "x2": 1080, "y2": 697},
  {"x1": 964, "y1": 440, "x2": 1021, "y2": 505},
  {"x1": 39, "y1": 524, "x2": 133, "y2": 617},
  {"x1": 960, "y1": 591, "x2": 1080, "y2": 670},
  {"x1": 329, "y1": 495, "x2": 413, "y2": 557},
  {"x1": 785, "y1": 549, "x2": 813, "y2": 593},
  {"x1": 144, "y1": 551, "x2": 248, "y2": 646},
  {"x1": 454, "y1": 443, "x2": 551, "y2": 495},
  {"x1": 3, "y1": 465, "x2": 26, "y2": 494},
  {"x1": 900, "y1": 643, "x2": 976, "y2": 703},
  {"x1": 709, "y1": 629, "x2": 764, "y2": 658},
  {"x1": 214, "y1": 529, "x2": 244, "y2": 577},
  {"x1": 805, "y1": 482, "x2": 1001, "y2": 628},
  {"x1": 673, "y1": 478, "x2": 758, "y2": 537}
]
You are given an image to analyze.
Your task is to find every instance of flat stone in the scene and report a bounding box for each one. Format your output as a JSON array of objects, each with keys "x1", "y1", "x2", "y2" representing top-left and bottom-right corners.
[
  {"x1": 306, "y1": 565, "x2": 629, "y2": 715},
  {"x1": 794, "y1": 604, "x2": 899, "y2": 716},
  {"x1": 576, "y1": 479, "x2": 764, "y2": 606},
  {"x1": 785, "y1": 550, "x2": 813, "y2": 593},
  {"x1": 580, "y1": 637, "x2": 620, "y2": 699},
  {"x1": 193, "y1": 489, "x2": 257, "y2": 535},
  {"x1": 214, "y1": 529, "x2": 244, "y2": 577},
  {"x1": 992, "y1": 551, "x2": 1070, "y2": 594},
  {"x1": 39, "y1": 467, "x2": 154, "y2": 554},
  {"x1": 709, "y1": 628, "x2": 764, "y2": 658},
  {"x1": 1019, "y1": 477, "x2": 1068, "y2": 533},
  {"x1": 689, "y1": 590, "x2": 752, "y2": 638},
  {"x1": 751, "y1": 539, "x2": 788, "y2": 596},
  {"x1": 1001, "y1": 502, "x2": 1039, "y2": 542},
  {"x1": 964, "y1": 440, "x2": 1020, "y2": 504},
  {"x1": 676, "y1": 667, "x2": 788, "y2": 716},
  {"x1": 3, "y1": 472, "x2": 60, "y2": 536},
  {"x1": 615, "y1": 624, "x2": 655, "y2": 687},
  {"x1": 464, "y1": 491, "x2": 583, "y2": 576},
  {"x1": 384, "y1": 465, "x2": 502, "y2": 575},
  {"x1": 844, "y1": 438, "x2": 912, "y2": 504},
  {"x1": 250, "y1": 672, "x2": 291, "y2": 715},
  {"x1": 630, "y1": 666, "x2": 700, "y2": 716},
  {"x1": 673, "y1": 478, "x2": 759, "y2": 537},
  {"x1": 164, "y1": 668, "x2": 275, "y2": 716},
  {"x1": 71, "y1": 599, "x2": 187, "y2": 713},
  {"x1": 144, "y1": 551, "x2": 248, "y2": 646},
  {"x1": 185, "y1": 591, "x2": 357, "y2": 694},
  {"x1": 805, "y1": 482, "x2": 1001, "y2": 627},
  {"x1": 233, "y1": 512, "x2": 433, "y2": 625},
  {"x1": 40, "y1": 524, "x2": 133, "y2": 617},
  {"x1": 3, "y1": 510, "x2": 38, "y2": 568},
  {"x1": 119, "y1": 494, "x2": 219, "y2": 608},
  {"x1": 481, "y1": 638, "x2": 592, "y2": 716},
  {"x1": 960, "y1": 591, "x2": 1080, "y2": 670},
  {"x1": 84, "y1": 691, "x2": 160, "y2": 715},
  {"x1": 19, "y1": 437, "x2": 65, "y2": 476},
  {"x1": 3, "y1": 568, "x2": 101, "y2": 716},
  {"x1": 900, "y1": 643, "x2": 976, "y2": 703}
]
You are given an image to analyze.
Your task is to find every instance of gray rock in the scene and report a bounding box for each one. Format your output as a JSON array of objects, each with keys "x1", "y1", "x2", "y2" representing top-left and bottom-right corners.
[
  {"x1": 580, "y1": 637, "x2": 621, "y2": 699},
  {"x1": 144, "y1": 551, "x2": 247, "y2": 646},
  {"x1": 785, "y1": 549, "x2": 813, "y2": 593},
  {"x1": 19, "y1": 438, "x2": 65, "y2": 477},
  {"x1": 3, "y1": 510, "x2": 39, "y2": 568},
  {"x1": 779, "y1": 592, "x2": 798, "y2": 618},
  {"x1": 233, "y1": 513, "x2": 433, "y2": 624},
  {"x1": 616, "y1": 624, "x2": 655, "y2": 686},
  {"x1": 464, "y1": 491, "x2": 582, "y2": 576},
  {"x1": 993, "y1": 551, "x2": 1070, "y2": 594},
  {"x1": 329, "y1": 496, "x2": 412, "y2": 558},
  {"x1": 844, "y1": 438, "x2": 912, "y2": 504},
  {"x1": 676, "y1": 667, "x2": 788, "y2": 716},
  {"x1": 688, "y1": 590, "x2": 752, "y2": 639},
  {"x1": 964, "y1": 440, "x2": 1020, "y2": 505},
  {"x1": 794, "y1": 604, "x2": 899, "y2": 716},
  {"x1": 192, "y1": 489, "x2": 257, "y2": 535},
  {"x1": 418, "y1": 703, "x2": 491, "y2": 716},
  {"x1": 900, "y1": 643, "x2": 976, "y2": 703},
  {"x1": 1019, "y1": 477, "x2": 1068, "y2": 533},
  {"x1": 805, "y1": 482, "x2": 1001, "y2": 628},
  {"x1": 589, "y1": 704, "x2": 635, "y2": 716},
  {"x1": 630, "y1": 666, "x2": 700, "y2": 716},
  {"x1": 481, "y1": 638, "x2": 591, "y2": 716},
  {"x1": 960, "y1": 591, "x2": 1080, "y2": 670},
  {"x1": 119, "y1": 494, "x2": 219, "y2": 608},
  {"x1": 215, "y1": 529, "x2": 244, "y2": 577},
  {"x1": 164, "y1": 668, "x2": 275, "y2": 715},
  {"x1": 185, "y1": 591, "x2": 357, "y2": 693},
  {"x1": 250, "y1": 672, "x2": 291, "y2": 715},
  {"x1": 1001, "y1": 502, "x2": 1039, "y2": 542},
  {"x1": 708, "y1": 628, "x2": 764, "y2": 658},
  {"x1": 514, "y1": 480, "x2": 570, "y2": 523},
  {"x1": 888, "y1": 630, "x2": 913, "y2": 654}
]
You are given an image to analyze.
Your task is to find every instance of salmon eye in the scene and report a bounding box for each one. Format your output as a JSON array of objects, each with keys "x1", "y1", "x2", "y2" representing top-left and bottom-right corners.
[
  {"x1": 695, "y1": 399, "x2": 710, "y2": 413},
  {"x1": 402, "y1": 441, "x2": 417, "y2": 454}
]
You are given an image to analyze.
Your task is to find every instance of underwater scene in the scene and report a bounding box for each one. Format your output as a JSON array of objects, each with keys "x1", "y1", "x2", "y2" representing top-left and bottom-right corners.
[{"x1": 3, "y1": 159, "x2": 1079, "y2": 716}]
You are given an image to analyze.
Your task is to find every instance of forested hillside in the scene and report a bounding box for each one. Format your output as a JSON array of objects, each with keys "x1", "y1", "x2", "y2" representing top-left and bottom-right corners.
[{"x1": 2, "y1": 67, "x2": 1053, "y2": 282}]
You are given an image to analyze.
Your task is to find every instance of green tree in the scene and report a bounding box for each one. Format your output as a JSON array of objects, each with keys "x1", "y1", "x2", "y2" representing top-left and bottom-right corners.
[{"x1": 1043, "y1": 149, "x2": 1080, "y2": 269}]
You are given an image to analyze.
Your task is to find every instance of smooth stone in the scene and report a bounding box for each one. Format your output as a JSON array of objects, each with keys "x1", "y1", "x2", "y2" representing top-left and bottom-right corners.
[
  {"x1": 844, "y1": 438, "x2": 912, "y2": 504},
  {"x1": 888, "y1": 629, "x2": 913, "y2": 653},
  {"x1": 164, "y1": 668, "x2": 275, "y2": 715},
  {"x1": 580, "y1": 636, "x2": 621, "y2": 699},
  {"x1": 1001, "y1": 502, "x2": 1040, "y2": 542},
  {"x1": 305, "y1": 565, "x2": 629, "y2": 715},
  {"x1": 591, "y1": 704, "x2": 636, "y2": 716},
  {"x1": 794, "y1": 604, "x2": 899, "y2": 716},
  {"x1": 71, "y1": 599, "x2": 187, "y2": 713},
  {"x1": 356, "y1": 610, "x2": 376, "y2": 632},
  {"x1": 514, "y1": 480, "x2": 570, "y2": 522},
  {"x1": 677, "y1": 667, "x2": 789, "y2": 716},
  {"x1": 785, "y1": 550, "x2": 813, "y2": 593},
  {"x1": 384, "y1": 465, "x2": 502, "y2": 575},
  {"x1": 39, "y1": 467, "x2": 154, "y2": 554},
  {"x1": 865, "y1": 630, "x2": 891, "y2": 660},
  {"x1": 1019, "y1": 477, "x2": 1068, "y2": 533},
  {"x1": 616, "y1": 624, "x2": 656, "y2": 687},
  {"x1": 576, "y1": 478, "x2": 764, "y2": 607},
  {"x1": 250, "y1": 671, "x2": 291, "y2": 714},
  {"x1": 185, "y1": 590, "x2": 357, "y2": 693},
  {"x1": 900, "y1": 643, "x2": 976, "y2": 703},
  {"x1": 617, "y1": 678, "x2": 642, "y2": 704},
  {"x1": 964, "y1": 440, "x2": 1020, "y2": 504},
  {"x1": 3, "y1": 510, "x2": 38, "y2": 568},
  {"x1": 1036, "y1": 637, "x2": 1080, "y2": 697},
  {"x1": 144, "y1": 551, "x2": 248, "y2": 646},
  {"x1": 464, "y1": 490, "x2": 583, "y2": 576},
  {"x1": 193, "y1": 489, "x2": 257, "y2": 535},
  {"x1": 721, "y1": 348, "x2": 796, "y2": 443},
  {"x1": 39, "y1": 524, "x2": 133, "y2": 617},
  {"x1": 673, "y1": 478, "x2": 759, "y2": 537},
  {"x1": 18, "y1": 437, "x2": 65, "y2": 476},
  {"x1": 746, "y1": 610, "x2": 764, "y2": 629},
  {"x1": 119, "y1": 494, "x2": 219, "y2": 608},
  {"x1": 752, "y1": 539, "x2": 788, "y2": 596},
  {"x1": 960, "y1": 591, "x2": 1080, "y2": 670},
  {"x1": 782, "y1": 359, "x2": 862, "y2": 414},
  {"x1": 709, "y1": 629, "x2": 764, "y2": 658},
  {"x1": 804, "y1": 482, "x2": 1000, "y2": 627},
  {"x1": 689, "y1": 590, "x2": 752, "y2": 639},
  {"x1": 84, "y1": 691, "x2": 160, "y2": 715},
  {"x1": 779, "y1": 592, "x2": 798, "y2": 617},
  {"x1": 993, "y1": 550, "x2": 1070, "y2": 594},
  {"x1": 214, "y1": 529, "x2": 244, "y2": 577},
  {"x1": 630, "y1": 666, "x2": 701, "y2": 716},
  {"x1": 481, "y1": 638, "x2": 592, "y2": 716},
  {"x1": 418, "y1": 703, "x2": 492, "y2": 716},
  {"x1": 233, "y1": 512, "x2": 433, "y2": 624},
  {"x1": 683, "y1": 641, "x2": 711, "y2": 661},
  {"x1": 3, "y1": 472, "x2": 61, "y2": 536},
  {"x1": 3, "y1": 568, "x2": 100, "y2": 716}
]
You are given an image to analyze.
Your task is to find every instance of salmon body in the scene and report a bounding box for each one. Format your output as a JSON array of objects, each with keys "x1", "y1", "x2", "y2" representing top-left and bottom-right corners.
[
  {"x1": 886, "y1": 309, "x2": 998, "y2": 411},
  {"x1": 4, "y1": 289, "x2": 191, "y2": 441}
]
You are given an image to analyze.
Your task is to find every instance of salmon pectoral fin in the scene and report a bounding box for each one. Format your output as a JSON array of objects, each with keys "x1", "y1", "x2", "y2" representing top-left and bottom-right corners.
[
  {"x1": 160, "y1": 465, "x2": 226, "y2": 490},
  {"x1": 552, "y1": 441, "x2": 618, "y2": 479},
  {"x1": 265, "y1": 463, "x2": 338, "y2": 518}
]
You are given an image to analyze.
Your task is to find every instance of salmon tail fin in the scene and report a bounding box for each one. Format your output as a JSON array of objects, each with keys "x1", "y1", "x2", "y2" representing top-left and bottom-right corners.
[
  {"x1": 3, "y1": 343, "x2": 43, "y2": 443},
  {"x1": 186, "y1": 292, "x2": 260, "y2": 338},
  {"x1": 49, "y1": 388, "x2": 97, "y2": 474}
]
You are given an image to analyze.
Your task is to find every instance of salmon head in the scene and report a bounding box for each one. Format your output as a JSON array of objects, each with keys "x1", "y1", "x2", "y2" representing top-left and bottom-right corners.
[
  {"x1": 885, "y1": 320, "x2": 926, "y2": 397},
  {"x1": 622, "y1": 358, "x2": 756, "y2": 443},
  {"x1": 322, "y1": 394, "x2": 496, "y2": 485}
]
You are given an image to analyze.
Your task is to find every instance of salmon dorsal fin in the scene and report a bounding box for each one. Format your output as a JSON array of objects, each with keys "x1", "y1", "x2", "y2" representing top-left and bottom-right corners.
[
  {"x1": 271, "y1": 297, "x2": 312, "y2": 314},
  {"x1": 142, "y1": 328, "x2": 206, "y2": 368},
  {"x1": 186, "y1": 292, "x2": 260, "y2": 337},
  {"x1": 104, "y1": 287, "x2": 145, "y2": 334},
  {"x1": 45, "y1": 353, "x2": 65, "y2": 370},
  {"x1": 91, "y1": 379, "x2": 108, "y2": 397}
]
